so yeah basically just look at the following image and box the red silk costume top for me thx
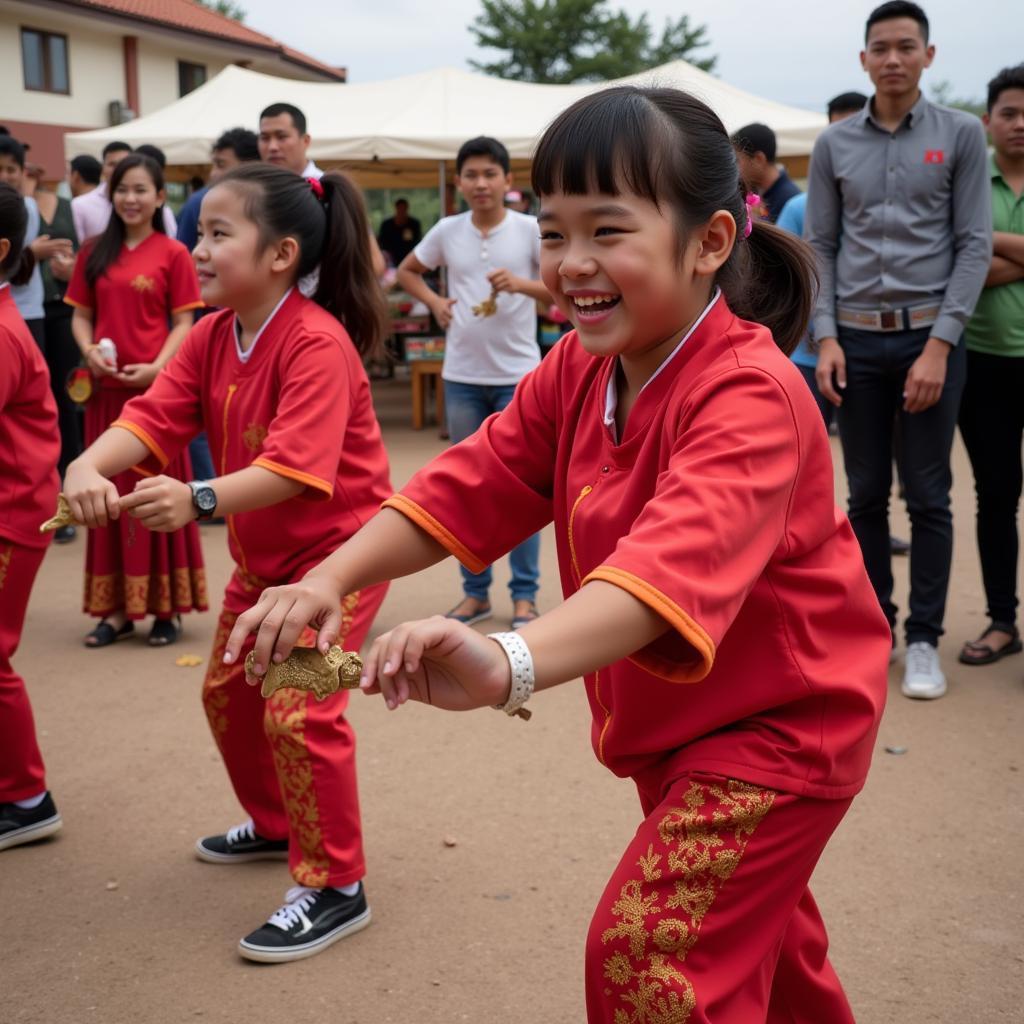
[112,289,392,586]
[64,232,202,390]
[0,287,59,548]
[386,297,890,799]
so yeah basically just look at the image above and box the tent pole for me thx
[437,159,446,218]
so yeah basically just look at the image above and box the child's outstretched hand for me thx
[223,575,346,677]
[63,461,120,527]
[360,616,511,712]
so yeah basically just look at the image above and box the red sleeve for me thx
[584,368,800,683]
[167,242,202,314]
[112,324,206,474]
[249,332,354,500]
[0,329,22,411]
[383,348,560,572]
[64,245,94,310]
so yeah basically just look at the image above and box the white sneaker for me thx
[901,642,947,700]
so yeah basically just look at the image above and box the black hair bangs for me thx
[532,87,676,205]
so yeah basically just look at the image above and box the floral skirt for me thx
[83,387,208,619]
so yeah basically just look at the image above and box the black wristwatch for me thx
[188,480,218,520]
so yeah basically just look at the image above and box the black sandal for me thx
[147,616,181,647]
[958,623,1022,666]
[84,620,135,648]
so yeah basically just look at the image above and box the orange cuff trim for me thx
[252,457,333,499]
[583,565,715,683]
[382,494,488,575]
[171,301,205,314]
[63,297,92,310]
[111,419,169,468]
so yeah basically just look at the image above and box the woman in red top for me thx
[0,183,63,852]
[227,90,892,1021]
[64,165,391,964]
[65,154,206,647]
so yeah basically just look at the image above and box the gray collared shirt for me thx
[805,94,992,344]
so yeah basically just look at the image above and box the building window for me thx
[21,28,70,94]
[178,61,207,97]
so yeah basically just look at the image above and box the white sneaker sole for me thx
[0,812,63,852]
[194,839,290,864]
[237,907,372,963]
[900,679,948,700]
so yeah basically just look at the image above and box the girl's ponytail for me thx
[719,217,818,356]
[0,180,32,286]
[315,173,388,358]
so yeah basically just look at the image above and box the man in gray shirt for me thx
[805,0,991,701]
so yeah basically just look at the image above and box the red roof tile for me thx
[61,0,345,80]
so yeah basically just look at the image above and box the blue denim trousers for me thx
[835,327,965,645]
[443,380,540,603]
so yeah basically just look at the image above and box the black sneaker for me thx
[0,792,62,852]
[195,820,289,863]
[238,883,371,963]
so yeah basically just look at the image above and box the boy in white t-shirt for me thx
[397,136,551,628]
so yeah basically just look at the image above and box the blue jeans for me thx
[443,380,540,604]
[835,327,965,645]
[188,432,216,481]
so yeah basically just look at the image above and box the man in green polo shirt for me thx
[957,64,1024,669]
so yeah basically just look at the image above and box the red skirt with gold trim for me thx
[83,387,209,619]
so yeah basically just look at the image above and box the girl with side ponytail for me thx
[222,87,888,1015]
[63,164,392,962]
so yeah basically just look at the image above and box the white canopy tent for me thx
[64,61,824,189]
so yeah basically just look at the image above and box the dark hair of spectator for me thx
[827,92,869,119]
[531,86,817,355]
[0,126,9,135]
[213,127,260,162]
[456,136,510,175]
[865,1,929,43]
[0,136,27,169]
[70,154,102,185]
[395,197,409,208]
[0,181,35,286]
[730,123,777,164]
[134,144,167,169]
[215,164,386,357]
[101,140,132,159]
[259,103,307,135]
[987,64,1024,113]
[86,154,165,287]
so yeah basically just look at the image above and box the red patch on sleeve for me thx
[924,150,944,164]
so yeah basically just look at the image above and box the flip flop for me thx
[511,603,540,630]
[84,620,135,648]
[958,624,1022,666]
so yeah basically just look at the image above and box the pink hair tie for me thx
[743,193,761,238]
[307,176,325,200]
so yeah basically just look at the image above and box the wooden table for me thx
[410,359,445,430]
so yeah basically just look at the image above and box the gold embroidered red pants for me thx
[201,571,388,888]
[586,771,855,1023]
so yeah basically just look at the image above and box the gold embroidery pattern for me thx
[599,780,775,1024]
[84,568,209,617]
[202,610,235,740]
[262,589,362,888]
[242,422,268,451]
[130,274,155,293]
[0,545,11,590]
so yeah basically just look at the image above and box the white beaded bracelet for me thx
[487,631,535,721]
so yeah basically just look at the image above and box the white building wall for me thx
[136,38,229,117]
[0,9,124,127]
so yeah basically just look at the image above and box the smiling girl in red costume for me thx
[65,153,206,648]
[64,165,391,964]
[226,89,890,1019]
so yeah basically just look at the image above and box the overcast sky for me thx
[239,0,1013,111]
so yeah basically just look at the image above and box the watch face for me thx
[195,486,217,512]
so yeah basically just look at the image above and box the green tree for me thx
[195,0,247,22]
[929,79,984,117]
[468,0,716,84]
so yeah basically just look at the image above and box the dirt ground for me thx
[5,377,1023,1023]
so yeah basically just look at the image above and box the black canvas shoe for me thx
[238,883,371,963]
[195,820,289,863]
[0,792,62,852]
